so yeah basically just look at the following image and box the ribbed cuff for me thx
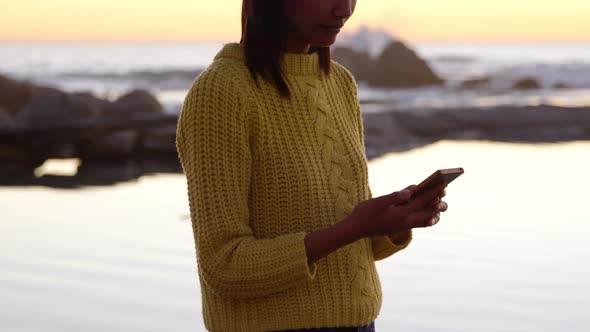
[371,230,413,261]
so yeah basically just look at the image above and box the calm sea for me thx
[1,141,589,331]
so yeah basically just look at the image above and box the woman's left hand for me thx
[387,185,447,244]
[400,184,448,227]
[427,188,448,226]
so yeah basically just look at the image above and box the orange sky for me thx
[1,0,589,43]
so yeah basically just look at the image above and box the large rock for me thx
[78,90,164,159]
[0,74,34,116]
[105,90,163,117]
[332,41,444,88]
[2,77,161,128]
[331,47,372,81]
[0,106,13,127]
[512,77,540,90]
[369,42,444,87]
[15,87,102,127]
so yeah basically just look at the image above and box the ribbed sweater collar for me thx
[215,42,322,77]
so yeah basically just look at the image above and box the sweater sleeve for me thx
[338,65,413,261]
[367,187,413,261]
[175,65,317,300]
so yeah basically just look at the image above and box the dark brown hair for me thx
[240,0,332,98]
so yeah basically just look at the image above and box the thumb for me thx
[405,185,417,192]
[370,189,412,210]
[384,188,413,206]
[394,188,413,204]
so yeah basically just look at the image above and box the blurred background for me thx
[1,1,589,331]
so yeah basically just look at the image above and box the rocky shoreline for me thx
[361,105,590,160]
[2,72,590,187]
[0,73,181,186]
[2,104,589,187]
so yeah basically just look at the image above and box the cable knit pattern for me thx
[307,82,355,221]
[175,43,412,332]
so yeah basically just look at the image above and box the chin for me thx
[311,36,338,48]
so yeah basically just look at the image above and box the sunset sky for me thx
[1,0,589,43]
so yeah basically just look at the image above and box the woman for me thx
[175,0,448,331]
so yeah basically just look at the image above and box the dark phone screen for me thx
[411,169,463,198]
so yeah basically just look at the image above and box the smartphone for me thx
[410,167,464,199]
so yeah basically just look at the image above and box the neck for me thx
[285,35,311,54]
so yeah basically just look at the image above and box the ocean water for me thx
[1,42,590,113]
[1,141,589,331]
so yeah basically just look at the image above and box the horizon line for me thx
[1,38,590,45]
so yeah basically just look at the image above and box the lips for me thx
[319,24,344,33]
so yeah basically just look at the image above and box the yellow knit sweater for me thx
[175,43,412,332]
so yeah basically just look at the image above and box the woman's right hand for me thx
[304,184,447,266]
[345,183,448,239]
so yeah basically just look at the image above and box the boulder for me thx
[369,41,444,88]
[0,106,14,127]
[0,74,34,116]
[331,47,372,81]
[332,41,444,88]
[512,77,540,90]
[105,90,163,116]
[15,87,102,127]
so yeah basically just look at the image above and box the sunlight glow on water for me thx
[1,141,589,331]
[34,159,81,177]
